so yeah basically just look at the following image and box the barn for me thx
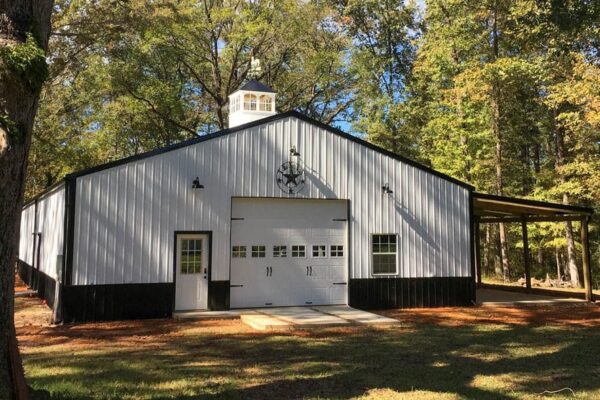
[17,80,593,323]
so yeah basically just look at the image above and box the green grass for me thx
[18,303,600,399]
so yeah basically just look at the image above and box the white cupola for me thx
[228,79,277,128]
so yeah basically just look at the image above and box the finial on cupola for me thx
[228,57,277,128]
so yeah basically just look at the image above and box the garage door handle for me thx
[310,266,313,276]
[266,266,272,276]
[306,266,309,276]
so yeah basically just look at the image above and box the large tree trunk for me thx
[0,1,53,398]
[489,3,510,281]
[554,110,581,288]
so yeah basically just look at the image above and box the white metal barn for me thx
[18,80,484,323]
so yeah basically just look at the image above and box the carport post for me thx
[581,216,593,302]
[521,218,531,292]
[475,219,482,286]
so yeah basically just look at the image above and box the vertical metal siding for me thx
[38,187,65,280]
[19,202,36,265]
[19,185,65,280]
[72,116,471,285]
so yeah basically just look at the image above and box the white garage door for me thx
[230,198,348,308]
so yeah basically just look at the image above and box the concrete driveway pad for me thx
[241,306,399,331]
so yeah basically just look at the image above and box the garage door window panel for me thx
[330,245,344,258]
[252,246,266,258]
[292,245,306,257]
[372,234,397,275]
[273,245,287,257]
[232,245,247,258]
[312,245,327,258]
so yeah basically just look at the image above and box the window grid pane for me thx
[232,245,247,258]
[312,245,327,258]
[292,245,306,257]
[372,234,397,274]
[252,245,266,258]
[330,245,344,257]
[181,239,203,274]
[273,245,287,258]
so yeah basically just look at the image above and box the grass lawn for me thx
[16,296,600,400]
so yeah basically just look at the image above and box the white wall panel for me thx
[19,202,36,265]
[19,185,65,280]
[37,186,65,280]
[72,115,471,285]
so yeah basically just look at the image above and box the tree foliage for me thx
[27,0,600,288]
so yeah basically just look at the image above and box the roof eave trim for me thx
[473,192,594,215]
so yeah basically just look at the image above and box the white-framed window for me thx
[244,93,257,111]
[330,245,344,258]
[181,238,203,274]
[259,95,272,111]
[312,245,327,258]
[273,245,287,257]
[251,245,266,258]
[232,245,246,258]
[372,234,397,275]
[291,245,306,258]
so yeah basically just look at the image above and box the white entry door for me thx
[175,233,209,311]
[230,198,348,308]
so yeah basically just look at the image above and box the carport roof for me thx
[473,192,593,222]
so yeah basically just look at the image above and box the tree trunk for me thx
[489,3,509,281]
[555,246,561,280]
[0,1,54,398]
[494,225,503,278]
[554,109,581,288]
[563,219,581,287]
[483,224,490,278]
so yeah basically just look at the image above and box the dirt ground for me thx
[13,281,600,400]
[15,273,31,293]
[381,303,600,327]
[15,295,600,347]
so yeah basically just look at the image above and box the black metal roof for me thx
[237,80,276,93]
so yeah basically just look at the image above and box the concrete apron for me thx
[241,306,400,331]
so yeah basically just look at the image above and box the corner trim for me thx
[63,177,76,286]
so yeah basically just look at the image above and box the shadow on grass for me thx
[23,319,600,400]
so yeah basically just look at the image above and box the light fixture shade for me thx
[192,177,204,189]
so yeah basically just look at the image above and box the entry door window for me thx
[181,239,203,274]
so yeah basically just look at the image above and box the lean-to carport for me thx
[473,193,595,302]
